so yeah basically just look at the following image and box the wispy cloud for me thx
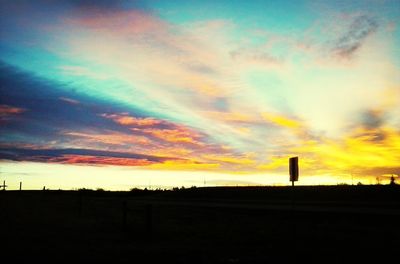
[331,15,379,59]
[58,65,109,80]
[230,48,283,67]
[0,105,26,121]
[63,131,152,146]
[59,97,80,105]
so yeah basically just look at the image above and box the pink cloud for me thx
[100,112,204,145]
[47,155,155,166]
[0,104,26,121]
[65,10,167,36]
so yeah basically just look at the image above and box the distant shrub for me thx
[78,188,93,192]
[390,176,396,185]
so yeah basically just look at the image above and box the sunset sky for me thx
[1,0,399,190]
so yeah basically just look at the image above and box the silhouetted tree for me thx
[376,177,381,185]
[390,175,396,185]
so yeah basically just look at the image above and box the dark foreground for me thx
[1,185,399,263]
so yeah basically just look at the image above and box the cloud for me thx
[202,154,255,166]
[0,104,26,121]
[141,127,204,145]
[0,147,174,165]
[331,15,378,59]
[147,159,220,171]
[290,126,400,177]
[201,111,256,123]
[59,97,80,105]
[0,62,142,141]
[101,112,207,146]
[261,112,301,129]
[101,113,162,127]
[230,48,282,67]
[361,109,384,129]
[58,65,109,80]
[66,9,166,35]
[185,61,218,75]
[0,63,242,169]
[63,131,152,146]
[1,3,399,182]
[46,155,154,166]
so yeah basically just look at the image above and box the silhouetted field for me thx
[1,185,399,263]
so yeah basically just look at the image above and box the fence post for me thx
[122,200,127,231]
[146,204,153,238]
[78,191,83,216]
[1,180,6,191]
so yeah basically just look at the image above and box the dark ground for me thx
[1,185,399,263]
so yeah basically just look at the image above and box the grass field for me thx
[1,185,399,263]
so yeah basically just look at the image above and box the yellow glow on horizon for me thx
[291,126,400,176]
[0,161,385,191]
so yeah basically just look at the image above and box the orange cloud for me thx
[146,147,193,157]
[101,112,205,145]
[101,113,162,126]
[142,127,203,145]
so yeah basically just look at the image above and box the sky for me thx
[0,0,399,190]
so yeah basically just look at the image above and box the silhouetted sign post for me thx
[289,157,299,186]
[289,157,298,247]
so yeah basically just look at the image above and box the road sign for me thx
[289,157,299,182]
